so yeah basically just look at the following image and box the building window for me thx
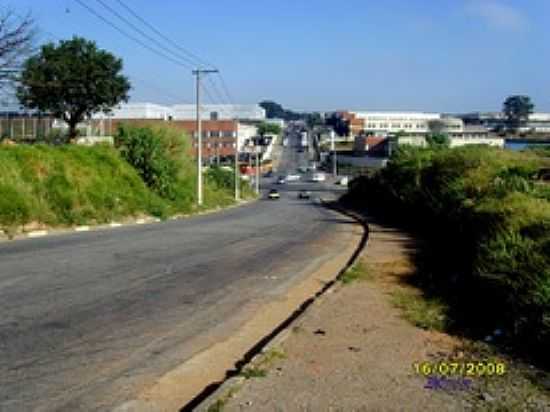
[210,111,219,121]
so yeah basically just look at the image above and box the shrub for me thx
[206,166,234,189]
[114,124,187,199]
[347,145,550,357]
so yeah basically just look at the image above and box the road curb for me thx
[0,198,258,244]
[190,200,370,412]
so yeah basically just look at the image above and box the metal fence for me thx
[0,116,113,142]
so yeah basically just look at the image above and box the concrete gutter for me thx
[193,200,370,412]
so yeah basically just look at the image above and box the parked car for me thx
[298,190,311,199]
[311,172,326,182]
[268,189,280,200]
[264,170,274,178]
[277,176,286,184]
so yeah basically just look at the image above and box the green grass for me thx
[340,261,372,284]
[240,367,267,379]
[0,142,249,235]
[390,288,449,331]
[206,399,227,412]
[239,348,286,379]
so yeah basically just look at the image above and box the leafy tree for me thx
[257,122,281,136]
[427,119,447,135]
[259,100,286,119]
[325,112,350,137]
[259,100,303,121]
[503,95,534,132]
[16,36,130,140]
[426,133,450,148]
[306,112,323,128]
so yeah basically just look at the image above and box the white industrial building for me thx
[104,103,172,120]
[93,103,266,121]
[353,111,442,135]
[172,104,265,121]
[349,111,474,137]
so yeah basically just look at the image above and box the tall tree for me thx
[325,112,350,137]
[16,36,131,139]
[503,95,534,132]
[259,100,286,119]
[0,8,35,83]
[259,100,302,121]
[257,122,281,136]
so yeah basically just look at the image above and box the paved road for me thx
[0,131,350,411]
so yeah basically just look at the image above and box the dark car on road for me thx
[298,190,311,199]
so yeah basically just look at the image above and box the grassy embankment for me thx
[0,125,254,237]
[343,144,550,365]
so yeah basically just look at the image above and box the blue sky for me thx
[13,0,550,112]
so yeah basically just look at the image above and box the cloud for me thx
[466,1,527,31]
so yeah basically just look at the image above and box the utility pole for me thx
[234,119,240,201]
[192,68,218,206]
[331,129,337,177]
[255,143,260,195]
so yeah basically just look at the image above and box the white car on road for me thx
[286,174,301,182]
[311,173,326,182]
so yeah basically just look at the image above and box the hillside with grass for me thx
[0,125,253,237]
[344,145,550,365]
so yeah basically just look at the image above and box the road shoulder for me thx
[200,219,470,411]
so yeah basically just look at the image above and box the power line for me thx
[74,0,240,119]
[113,0,216,70]
[93,0,197,69]
[73,0,190,69]
[110,0,238,113]
[130,75,191,104]
[218,73,236,106]
[206,75,229,105]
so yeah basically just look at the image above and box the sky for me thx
[11,0,550,112]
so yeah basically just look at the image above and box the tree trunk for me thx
[66,118,80,144]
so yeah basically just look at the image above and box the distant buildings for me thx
[458,112,550,133]
[340,111,490,139]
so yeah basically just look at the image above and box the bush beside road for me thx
[344,145,550,366]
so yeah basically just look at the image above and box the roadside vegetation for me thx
[0,125,254,237]
[340,261,373,284]
[344,145,550,366]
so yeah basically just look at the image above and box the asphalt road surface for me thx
[0,130,350,411]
